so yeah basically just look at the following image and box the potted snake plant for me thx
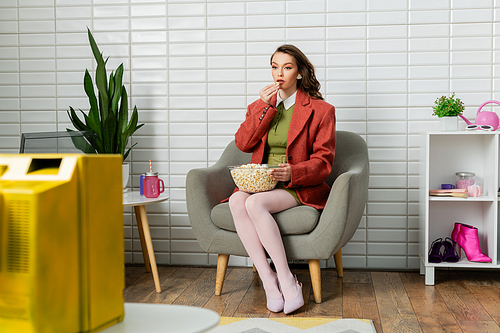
[67,28,144,189]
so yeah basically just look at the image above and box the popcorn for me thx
[229,163,278,193]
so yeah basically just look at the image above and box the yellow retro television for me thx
[0,154,124,333]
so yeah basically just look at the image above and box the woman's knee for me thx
[229,191,250,212]
[245,190,297,217]
[244,193,270,217]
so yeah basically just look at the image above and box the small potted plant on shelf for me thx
[67,28,144,189]
[432,93,465,131]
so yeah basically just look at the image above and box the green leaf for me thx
[67,107,90,131]
[96,60,109,121]
[80,108,91,125]
[123,142,138,161]
[102,112,117,153]
[88,129,104,153]
[84,70,98,112]
[66,129,97,154]
[111,64,123,116]
[125,106,142,137]
[119,105,144,157]
[109,71,115,104]
[87,27,103,64]
[116,87,129,156]
[83,70,101,136]
[118,86,129,134]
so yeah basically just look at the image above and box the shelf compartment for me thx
[428,133,497,198]
[428,201,495,263]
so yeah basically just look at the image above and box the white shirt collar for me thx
[276,90,297,110]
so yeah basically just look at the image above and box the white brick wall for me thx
[1,0,498,269]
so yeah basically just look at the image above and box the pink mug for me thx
[144,172,164,198]
[467,184,481,198]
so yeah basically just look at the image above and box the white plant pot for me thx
[122,163,130,190]
[440,116,458,131]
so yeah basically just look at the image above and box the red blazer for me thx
[234,88,336,209]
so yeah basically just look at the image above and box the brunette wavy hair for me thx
[270,44,323,100]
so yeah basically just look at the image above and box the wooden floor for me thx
[124,265,500,333]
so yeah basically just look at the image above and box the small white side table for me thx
[102,303,220,333]
[123,190,169,293]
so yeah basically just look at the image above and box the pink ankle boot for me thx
[451,222,475,258]
[456,224,491,262]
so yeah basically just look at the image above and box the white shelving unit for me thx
[419,131,499,285]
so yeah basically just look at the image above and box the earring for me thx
[296,74,302,79]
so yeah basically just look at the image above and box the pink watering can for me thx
[459,100,500,131]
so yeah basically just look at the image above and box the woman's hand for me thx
[269,163,291,182]
[260,83,279,105]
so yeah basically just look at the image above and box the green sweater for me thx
[263,103,301,204]
[266,102,294,155]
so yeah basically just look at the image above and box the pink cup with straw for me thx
[144,160,164,198]
[144,172,164,198]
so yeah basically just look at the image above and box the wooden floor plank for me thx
[457,271,496,286]
[141,266,205,304]
[466,285,500,328]
[343,282,382,333]
[233,274,269,318]
[488,271,500,289]
[435,271,493,322]
[203,268,255,317]
[343,270,373,284]
[457,320,500,333]
[305,269,343,318]
[172,268,217,308]
[123,272,155,303]
[123,266,178,303]
[371,271,422,333]
[400,272,461,333]
[125,265,148,286]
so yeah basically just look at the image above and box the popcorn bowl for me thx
[228,164,278,193]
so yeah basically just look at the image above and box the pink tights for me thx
[228,189,299,301]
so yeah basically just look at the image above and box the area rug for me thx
[209,317,377,332]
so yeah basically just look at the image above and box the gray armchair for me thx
[186,130,369,303]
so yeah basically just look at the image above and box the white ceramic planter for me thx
[122,163,130,190]
[440,116,458,131]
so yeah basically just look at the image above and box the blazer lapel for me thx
[287,89,313,146]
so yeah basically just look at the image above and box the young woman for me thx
[229,44,336,314]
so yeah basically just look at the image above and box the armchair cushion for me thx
[211,202,320,235]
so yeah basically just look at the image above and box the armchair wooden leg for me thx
[334,249,343,278]
[215,254,229,296]
[308,259,322,304]
[252,264,257,273]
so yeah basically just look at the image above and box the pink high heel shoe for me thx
[266,294,284,313]
[455,224,491,263]
[283,276,304,315]
[265,273,284,313]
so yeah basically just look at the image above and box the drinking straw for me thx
[149,160,152,173]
